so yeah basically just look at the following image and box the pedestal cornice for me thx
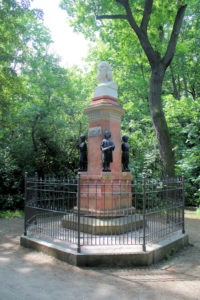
[84,98,125,123]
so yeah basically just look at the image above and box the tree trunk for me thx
[32,115,39,153]
[170,64,180,100]
[149,65,175,177]
[182,68,188,98]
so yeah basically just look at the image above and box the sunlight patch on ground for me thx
[15,267,33,274]
[23,252,56,265]
[0,256,10,263]
[0,242,14,249]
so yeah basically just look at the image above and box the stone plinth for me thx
[76,172,134,217]
[62,214,143,235]
[21,233,189,267]
[78,96,133,217]
[84,96,125,175]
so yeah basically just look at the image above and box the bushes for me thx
[0,149,24,210]
[164,96,200,206]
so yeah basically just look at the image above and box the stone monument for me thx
[78,61,134,216]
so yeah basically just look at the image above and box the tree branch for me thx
[122,0,156,66]
[140,0,153,33]
[162,5,187,69]
[97,0,157,67]
[96,14,127,20]
[116,0,129,5]
[122,1,140,35]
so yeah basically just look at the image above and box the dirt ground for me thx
[0,213,200,300]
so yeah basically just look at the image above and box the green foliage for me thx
[186,208,200,217]
[163,1,200,100]
[61,0,199,203]
[19,52,89,176]
[0,1,90,210]
[0,0,199,210]
[0,210,24,218]
[165,248,177,261]
[0,148,24,210]
[164,95,200,206]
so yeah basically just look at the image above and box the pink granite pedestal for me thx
[77,96,134,217]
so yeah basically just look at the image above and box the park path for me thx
[0,214,200,300]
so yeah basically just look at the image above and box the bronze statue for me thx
[100,131,115,172]
[78,135,87,171]
[122,135,130,172]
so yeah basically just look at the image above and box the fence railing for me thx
[24,173,185,253]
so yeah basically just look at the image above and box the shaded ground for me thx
[0,213,199,300]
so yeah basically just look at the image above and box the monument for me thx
[63,61,139,234]
[77,61,134,217]
[22,61,188,265]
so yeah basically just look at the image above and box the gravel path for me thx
[0,214,199,300]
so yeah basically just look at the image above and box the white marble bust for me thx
[94,61,118,98]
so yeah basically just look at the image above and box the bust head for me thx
[97,61,113,83]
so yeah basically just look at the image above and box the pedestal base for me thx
[73,206,135,218]
[78,172,133,216]
[62,214,144,235]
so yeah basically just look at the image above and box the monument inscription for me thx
[88,126,102,137]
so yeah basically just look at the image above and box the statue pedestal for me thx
[62,65,142,235]
[76,172,134,217]
[75,96,134,216]
[85,96,124,175]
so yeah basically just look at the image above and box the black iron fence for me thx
[24,173,185,253]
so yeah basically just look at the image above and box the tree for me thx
[61,0,187,176]
[20,50,89,177]
[0,0,90,210]
[165,1,200,101]
[0,0,44,137]
[164,95,200,206]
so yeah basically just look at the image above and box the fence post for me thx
[142,172,146,252]
[34,172,38,225]
[24,172,28,236]
[166,175,169,224]
[182,173,185,234]
[77,173,81,253]
[34,172,38,206]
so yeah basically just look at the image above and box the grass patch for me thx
[165,248,177,261]
[0,210,24,219]
[185,209,200,217]
[186,207,200,217]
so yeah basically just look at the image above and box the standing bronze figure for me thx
[122,135,130,172]
[78,135,87,171]
[100,131,115,172]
